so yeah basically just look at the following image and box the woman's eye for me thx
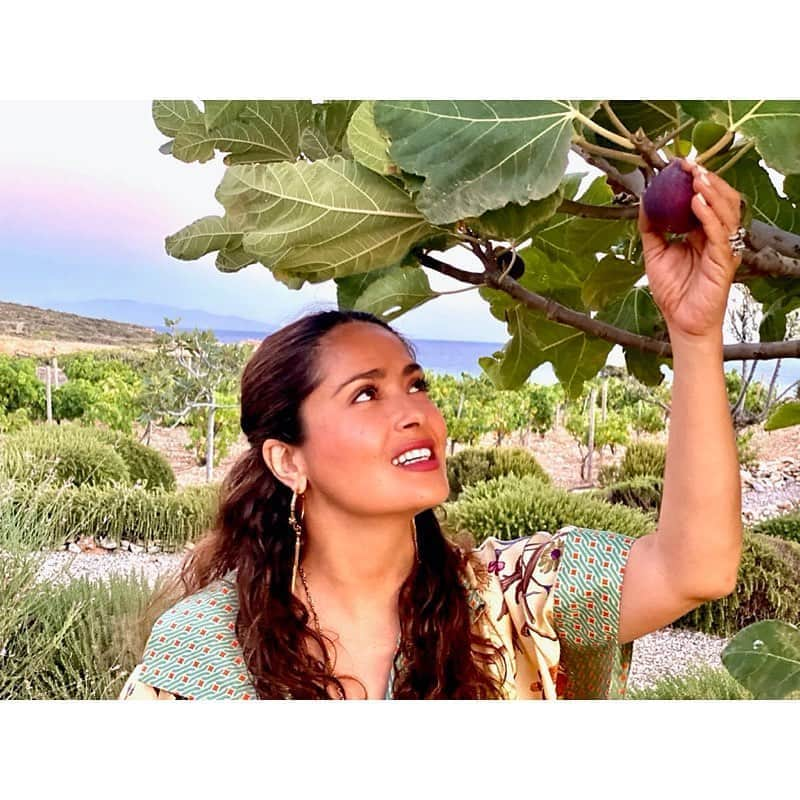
[353,377,429,404]
[353,385,378,403]
[412,377,430,393]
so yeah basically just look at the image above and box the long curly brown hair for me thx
[144,309,507,699]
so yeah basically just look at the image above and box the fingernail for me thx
[699,173,711,186]
[697,193,708,206]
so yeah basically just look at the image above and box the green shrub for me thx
[736,428,760,472]
[625,664,755,700]
[671,532,800,638]
[1,481,219,551]
[750,510,800,544]
[0,567,163,700]
[87,427,176,491]
[1,424,131,488]
[0,407,33,434]
[444,473,656,544]
[0,477,154,700]
[598,440,666,487]
[446,446,550,501]
[603,475,664,515]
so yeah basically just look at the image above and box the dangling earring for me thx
[411,516,421,564]
[289,484,306,594]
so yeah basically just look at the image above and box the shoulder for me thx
[139,571,258,700]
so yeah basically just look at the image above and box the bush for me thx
[598,440,666,487]
[0,407,33,434]
[87,427,176,491]
[750,510,800,545]
[736,428,759,472]
[603,475,664,516]
[625,664,755,700]
[446,446,550,501]
[444,473,656,545]
[0,478,154,699]
[671,532,800,638]
[0,567,163,700]
[1,481,220,551]
[1,424,131,488]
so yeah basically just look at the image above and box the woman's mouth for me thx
[391,447,440,471]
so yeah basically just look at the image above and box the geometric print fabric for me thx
[124,526,637,700]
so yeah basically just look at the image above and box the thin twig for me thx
[573,136,646,166]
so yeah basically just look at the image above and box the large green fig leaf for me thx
[214,155,441,286]
[373,100,600,224]
[719,149,800,234]
[152,100,202,137]
[478,304,613,401]
[765,401,800,431]
[464,191,563,243]
[678,101,800,175]
[346,101,398,176]
[203,101,248,131]
[165,215,243,261]
[595,286,671,385]
[721,620,800,699]
[783,174,800,203]
[479,306,550,389]
[563,176,636,255]
[351,264,438,321]
[527,173,626,266]
[301,100,360,160]
[747,275,800,341]
[156,100,314,165]
[216,245,257,273]
[588,101,681,147]
[478,247,612,397]
[581,254,644,311]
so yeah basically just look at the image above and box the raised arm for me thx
[617,160,744,644]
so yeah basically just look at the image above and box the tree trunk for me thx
[586,386,597,484]
[601,377,608,423]
[206,395,215,483]
[45,364,53,424]
[761,359,783,419]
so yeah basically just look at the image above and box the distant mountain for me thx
[0,300,158,347]
[51,299,277,333]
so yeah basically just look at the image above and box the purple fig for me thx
[642,159,700,234]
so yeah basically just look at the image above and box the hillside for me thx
[0,301,158,355]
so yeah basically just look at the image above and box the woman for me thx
[119,160,744,700]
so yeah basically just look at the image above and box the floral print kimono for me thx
[119,525,635,701]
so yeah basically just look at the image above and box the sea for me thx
[156,326,800,395]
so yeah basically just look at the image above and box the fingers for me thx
[680,159,743,270]
[637,200,670,264]
[681,160,742,234]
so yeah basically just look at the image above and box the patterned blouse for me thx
[118,525,635,700]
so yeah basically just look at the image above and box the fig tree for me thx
[642,159,700,234]
[496,250,525,279]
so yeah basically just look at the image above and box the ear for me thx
[261,439,307,493]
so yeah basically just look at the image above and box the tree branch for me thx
[741,247,800,279]
[573,136,646,166]
[570,143,645,196]
[481,270,800,361]
[748,220,800,261]
[415,250,485,285]
[557,199,639,220]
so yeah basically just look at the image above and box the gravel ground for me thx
[26,549,730,691]
[626,628,729,691]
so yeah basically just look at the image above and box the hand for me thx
[638,160,743,340]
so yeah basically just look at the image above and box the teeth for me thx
[392,447,432,466]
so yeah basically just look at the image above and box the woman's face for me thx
[296,321,450,517]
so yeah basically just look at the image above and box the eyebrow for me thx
[332,362,424,398]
